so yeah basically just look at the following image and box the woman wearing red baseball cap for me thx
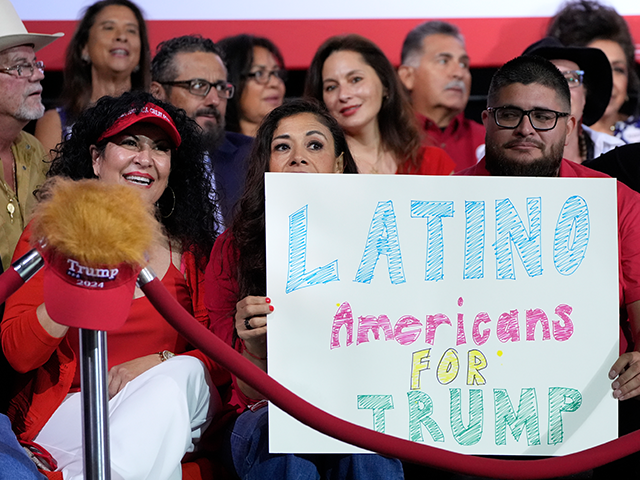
[2,91,229,479]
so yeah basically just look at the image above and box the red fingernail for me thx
[269,305,274,312]
[265,297,271,303]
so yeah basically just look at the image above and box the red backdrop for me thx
[25,16,640,71]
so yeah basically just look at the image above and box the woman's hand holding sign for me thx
[235,296,272,400]
[236,295,272,359]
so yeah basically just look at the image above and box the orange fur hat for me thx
[30,178,161,331]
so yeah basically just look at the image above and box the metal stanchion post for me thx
[79,329,111,480]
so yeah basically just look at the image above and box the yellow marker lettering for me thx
[436,348,459,385]
[467,349,488,385]
[410,349,431,390]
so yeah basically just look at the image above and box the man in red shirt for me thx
[461,51,640,477]
[398,21,484,172]
[463,52,640,453]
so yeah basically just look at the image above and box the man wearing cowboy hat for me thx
[0,0,62,271]
[0,1,60,476]
[523,37,624,164]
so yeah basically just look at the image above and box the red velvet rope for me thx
[0,267,26,305]
[141,277,640,479]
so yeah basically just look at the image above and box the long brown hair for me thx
[305,34,421,168]
[217,34,286,134]
[231,99,358,299]
[61,0,151,121]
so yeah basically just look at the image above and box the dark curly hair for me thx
[230,98,358,298]
[304,34,422,169]
[47,91,219,266]
[546,0,639,115]
[61,0,151,121]
[217,34,285,133]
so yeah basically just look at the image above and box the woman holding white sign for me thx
[305,34,455,176]
[205,99,405,479]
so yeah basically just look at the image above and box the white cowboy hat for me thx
[0,0,63,53]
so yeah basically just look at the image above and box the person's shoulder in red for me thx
[397,146,455,175]
[454,158,611,178]
[455,157,489,176]
[204,229,239,349]
[466,116,486,140]
[563,159,640,309]
[558,158,610,179]
[450,115,485,172]
[416,112,484,172]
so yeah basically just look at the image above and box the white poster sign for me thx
[265,174,619,456]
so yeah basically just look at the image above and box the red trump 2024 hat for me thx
[42,250,140,331]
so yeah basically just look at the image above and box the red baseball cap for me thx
[97,103,181,147]
[42,249,140,331]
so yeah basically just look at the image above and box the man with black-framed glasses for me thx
[462,55,577,178]
[459,57,640,473]
[151,35,252,226]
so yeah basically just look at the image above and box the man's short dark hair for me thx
[487,55,571,112]
[401,20,464,66]
[151,35,224,83]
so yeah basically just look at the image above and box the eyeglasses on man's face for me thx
[245,68,287,85]
[562,69,584,88]
[161,78,235,99]
[0,60,45,78]
[486,106,570,131]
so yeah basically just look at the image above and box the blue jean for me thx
[227,405,404,480]
[0,414,45,480]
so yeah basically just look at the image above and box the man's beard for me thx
[484,138,564,177]
[194,107,225,152]
[15,98,45,122]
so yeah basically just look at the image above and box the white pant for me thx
[36,355,216,480]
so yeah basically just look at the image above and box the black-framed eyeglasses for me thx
[562,69,584,88]
[244,68,287,85]
[160,78,234,99]
[486,106,570,131]
[0,60,45,78]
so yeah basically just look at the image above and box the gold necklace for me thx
[0,150,19,223]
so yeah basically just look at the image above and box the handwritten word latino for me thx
[284,196,589,293]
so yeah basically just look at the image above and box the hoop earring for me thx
[159,186,175,219]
